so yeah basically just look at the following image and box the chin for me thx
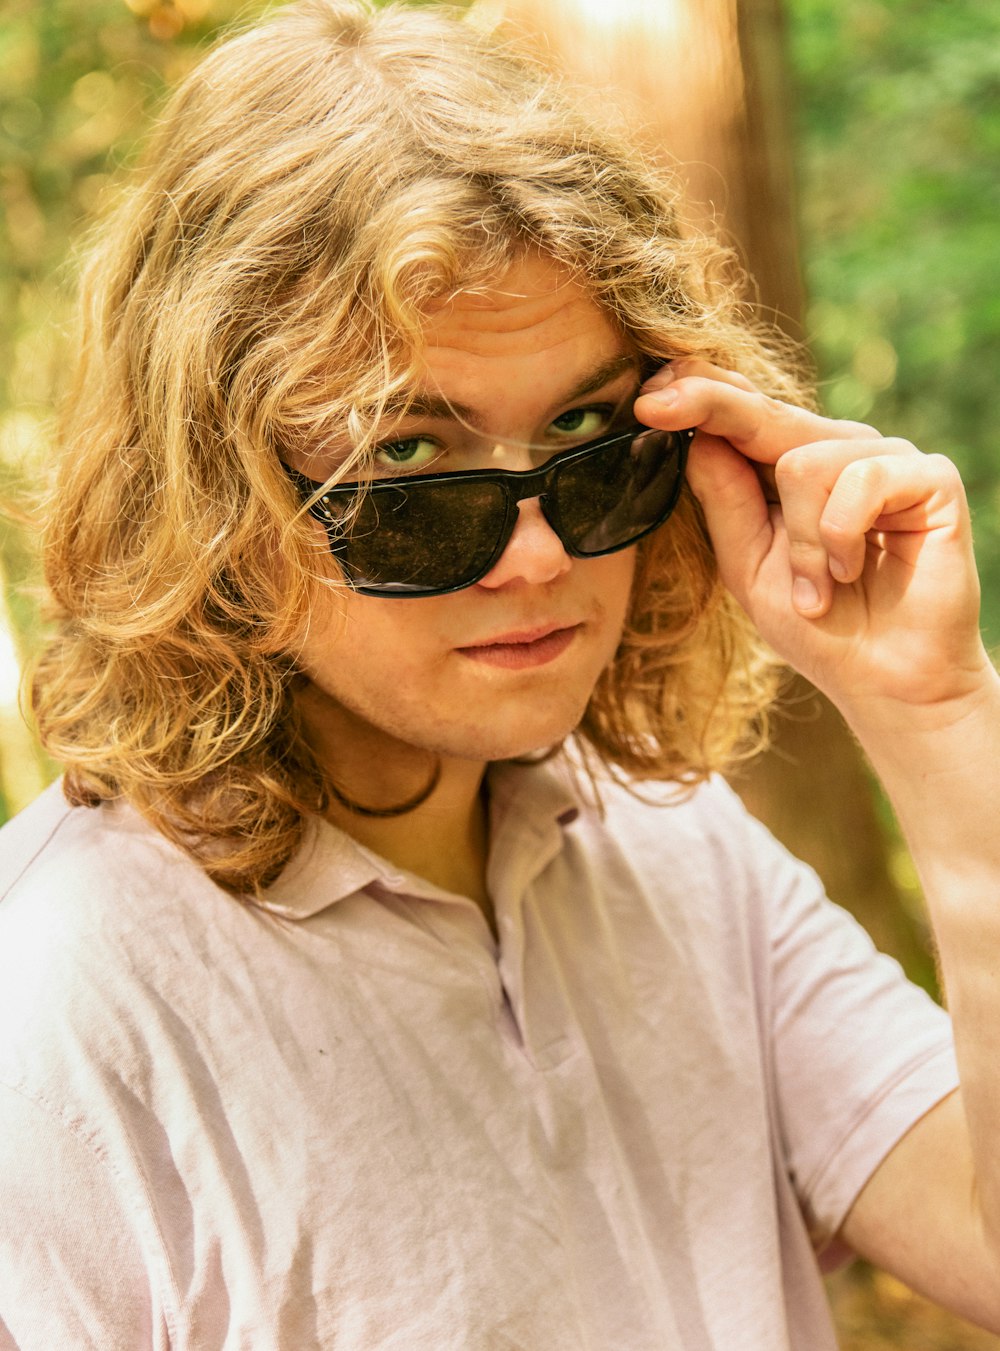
[446,702,590,764]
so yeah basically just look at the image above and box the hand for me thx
[634,361,991,726]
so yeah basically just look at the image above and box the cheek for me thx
[297,586,438,694]
[599,550,639,631]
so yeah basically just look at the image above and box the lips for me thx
[462,624,573,649]
[456,623,581,670]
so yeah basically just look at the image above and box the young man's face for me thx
[293,252,641,775]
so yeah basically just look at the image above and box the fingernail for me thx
[792,577,820,612]
[640,364,674,392]
[829,557,849,582]
[649,387,679,408]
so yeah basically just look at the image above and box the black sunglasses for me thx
[283,420,694,598]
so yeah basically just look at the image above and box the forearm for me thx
[846,661,1000,1254]
[636,358,1000,1288]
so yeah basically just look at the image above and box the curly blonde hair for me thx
[30,0,803,894]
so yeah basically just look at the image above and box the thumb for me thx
[686,434,774,606]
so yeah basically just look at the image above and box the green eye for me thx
[373,437,440,473]
[549,406,611,439]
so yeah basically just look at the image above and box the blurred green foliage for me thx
[0,0,998,816]
[788,0,1000,640]
[0,0,259,480]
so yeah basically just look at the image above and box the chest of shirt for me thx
[98,880,789,1348]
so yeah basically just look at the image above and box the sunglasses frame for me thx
[283,420,695,598]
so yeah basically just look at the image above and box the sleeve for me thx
[739,806,960,1257]
[0,1085,157,1351]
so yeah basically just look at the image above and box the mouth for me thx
[456,623,581,670]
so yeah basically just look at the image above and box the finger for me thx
[634,374,879,464]
[683,432,776,608]
[820,450,971,578]
[775,438,916,615]
[638,358,756,397]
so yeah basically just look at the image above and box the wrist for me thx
[835,650,999,753]
[843,662,1000,852]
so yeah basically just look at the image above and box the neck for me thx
[295,680,493,921]
[326,756,491,906]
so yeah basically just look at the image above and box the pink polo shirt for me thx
[0,757,957,1349]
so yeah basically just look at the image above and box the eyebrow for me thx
[379,353,640,429]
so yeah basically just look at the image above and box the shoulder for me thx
[587,768,756,842]
[0,778,231,916]
[0,782,235,1099]
[0,781,229,964]
[498,752,829,982]
[1,779,201,905]
[0,779,80,893]
[496,751,838,935]
[565,759,805,903]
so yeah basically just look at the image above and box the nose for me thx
[475,495,572,591]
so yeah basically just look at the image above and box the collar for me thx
[258,754,581,922]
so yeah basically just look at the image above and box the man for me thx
[1,2,998,1347]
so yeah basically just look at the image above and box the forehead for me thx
[416,253,629,374]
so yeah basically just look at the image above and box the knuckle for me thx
[880,436,917,456]
[926,452,964,489]
[755,391,787,421]
[842,420,881,439]
[773,449,814,491]
[845,456,889,492]
[819,516,854,548]
[787,536,827,567]
[708,362,756,391]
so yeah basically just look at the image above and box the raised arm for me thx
[636,362,1000,1329]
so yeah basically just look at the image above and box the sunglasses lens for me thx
[298,423,687,596]
[552,428,684,555]
[339,479,508,593]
